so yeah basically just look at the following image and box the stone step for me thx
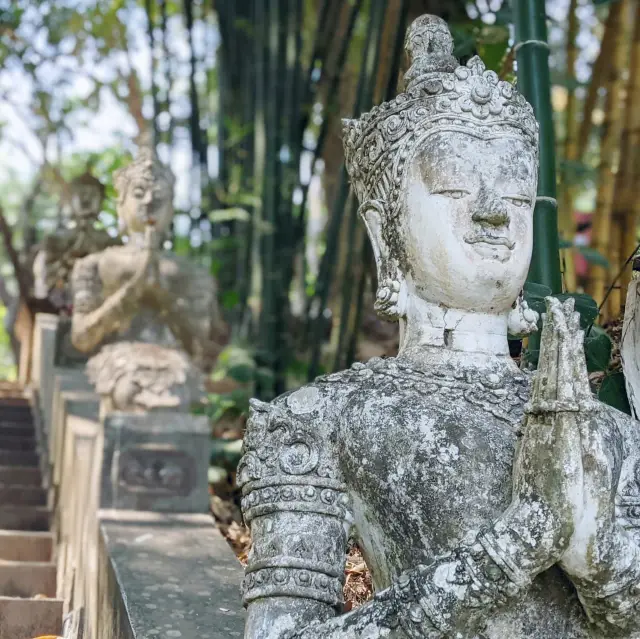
[0,450,38,467]
[0,412,32,423]
[0,435,35,451]
[0,596,63,639]
[0,410,33,421]
[0,400,30,409]
[0,532,53,562]
[0,484,46,506]
[0,507,49,531]
[0,561,56,598]
[0,466,41,486]
[0,423,35,437]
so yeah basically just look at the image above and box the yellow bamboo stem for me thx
[559,0,579,292]
[587,0,630,310]
[608,1,640,318]
[576,8,617,161]
[621,2,640,299]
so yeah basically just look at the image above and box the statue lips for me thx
[464,233,515,262]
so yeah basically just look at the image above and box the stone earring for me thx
[507,290,539,338]
[375,269,407,321]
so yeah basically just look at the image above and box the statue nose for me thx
[471,186,510,228]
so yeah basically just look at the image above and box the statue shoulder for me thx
[238,378,359,501]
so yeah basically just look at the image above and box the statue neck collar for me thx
[399,295,511,358]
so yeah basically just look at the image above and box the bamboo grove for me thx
[2,0,639,401]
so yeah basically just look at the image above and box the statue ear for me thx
[359,200,388,267]
[359,200,406,321]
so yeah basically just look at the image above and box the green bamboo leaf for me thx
[598,372,631,414]
[523,281,552,316]
[575,246,609,268]
[584,326,612,372]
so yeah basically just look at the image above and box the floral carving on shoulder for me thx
[238,392,349,526]
[315,357,532,429]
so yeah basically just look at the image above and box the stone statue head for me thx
[113,138,176,236]
[70,172,105,222]
[343,15,539,320]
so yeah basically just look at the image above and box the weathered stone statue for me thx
[238,16,640,639]
[70,141,225,414]
[33,171,118,311]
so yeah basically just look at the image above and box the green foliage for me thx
[598,372,631,415]
[583,326,612,372]
[0,307,16,382]
[558,240,610,268]
[450,22,510,71]
[197,345,257,424]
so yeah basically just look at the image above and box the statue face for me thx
[119,175,174,235]
[400,131,536,314]
[71,184,102,221]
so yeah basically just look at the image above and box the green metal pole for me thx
[513,0,562,294]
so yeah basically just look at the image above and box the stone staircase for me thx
[0,384,63,639]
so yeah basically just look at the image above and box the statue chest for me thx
[98,248,182,296]
[329,361,531,587]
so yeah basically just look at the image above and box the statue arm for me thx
[70,253,146,352]
[278,497,570,639]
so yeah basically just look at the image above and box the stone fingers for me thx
[530,298,559,409]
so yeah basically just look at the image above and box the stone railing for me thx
[29,313,245,638]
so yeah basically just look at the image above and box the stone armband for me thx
[238,393,351,610]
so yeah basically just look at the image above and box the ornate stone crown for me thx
[342,15,539,221]
[113,135,175,199]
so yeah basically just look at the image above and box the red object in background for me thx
[573,211,592,279]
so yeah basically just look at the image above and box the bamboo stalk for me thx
[576,8,618,162]
[159,0,174,150]
[587,0,630,309]
[513,0,562,294]
[334,0,407,369]
[611,1,640,316]
[144,0,160,146]
[558,0,579,293]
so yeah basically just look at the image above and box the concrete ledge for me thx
[95,510,244,638]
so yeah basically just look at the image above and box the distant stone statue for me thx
[70,140,225,414]
[33,171,118,312]
[238,16,640,639]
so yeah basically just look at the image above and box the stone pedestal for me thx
[101,412,210,513]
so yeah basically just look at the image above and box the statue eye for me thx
[133,187,145,199]
[435,189,469,199]
[504,196,531,208]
